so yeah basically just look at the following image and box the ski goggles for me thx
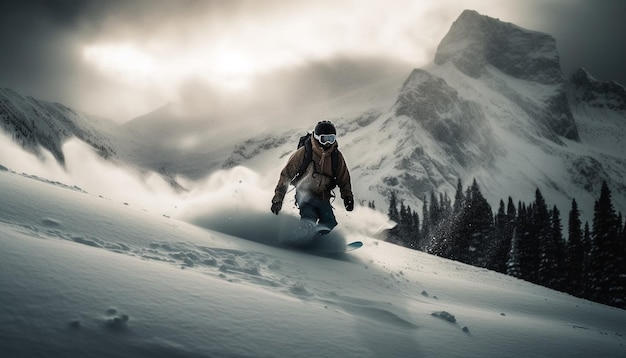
[314,133,336,145]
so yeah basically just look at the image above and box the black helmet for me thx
[314,120,336,135]
[313,120,337,146]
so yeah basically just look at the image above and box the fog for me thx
[0,132,392,243]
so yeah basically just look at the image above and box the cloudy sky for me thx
[1,0,625,122]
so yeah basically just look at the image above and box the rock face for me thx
[393,69,496,168]
[570,68,626,112]
[434,9,578,141]
[435,10,562,84]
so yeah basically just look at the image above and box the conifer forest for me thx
[385,180,625,309]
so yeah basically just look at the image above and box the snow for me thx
[1,141,625,357]
[2,10,626,355]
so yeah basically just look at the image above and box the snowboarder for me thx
[271,120,354,234]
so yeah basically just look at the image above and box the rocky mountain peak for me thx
[571,68,626,112]
[435,10,562,85]
[393,69,498,169]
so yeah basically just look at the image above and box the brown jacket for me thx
[274,138,353,202]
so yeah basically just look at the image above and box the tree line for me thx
[385,179,626,309]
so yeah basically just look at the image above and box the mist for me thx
[0,132,392,244]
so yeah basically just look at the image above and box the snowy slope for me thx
[1,159,626,357]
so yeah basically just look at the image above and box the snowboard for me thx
[287,234,363,254]
[307,240,363,254]
[286,224,362,253]
[343,241,364,252]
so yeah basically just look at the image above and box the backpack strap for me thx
[292,136,313,184]
[328,147,339,190]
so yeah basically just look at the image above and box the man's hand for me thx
[271,200,282,215]
[344,197,354,211]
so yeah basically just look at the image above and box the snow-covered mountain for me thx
[1,9,625,221]
[434,10,579,142]
[219,10,626,221]
[0,88,119,164]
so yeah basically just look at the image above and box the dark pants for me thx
[296,193,337,231]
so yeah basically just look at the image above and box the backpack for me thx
[293,132,339,190]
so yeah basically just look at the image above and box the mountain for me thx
[1,9,625,221]
[0,88,119,164]
[433,9,578,143]
[217,10,626,221]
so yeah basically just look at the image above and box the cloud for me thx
[0,132,180,213]
[0,130,68,179]
[1,0,625,122]
[2,0,445,121]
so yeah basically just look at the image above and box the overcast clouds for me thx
[1,0,625,122]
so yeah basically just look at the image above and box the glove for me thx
[344,197,354,212]
[271,200,282,215]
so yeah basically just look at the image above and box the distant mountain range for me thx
[1,9,625,221]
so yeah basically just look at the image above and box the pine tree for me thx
[399,201,412,247]
[440,192,452,227]
[505,198,517,259]
[515,201,528,269]
[453,178,465,214]
[528,189,549,285]
[488,199,509,273]
[615,213,626,308]
[410,210,421,249]
[385,192,401,244]
[492,197,519,275]
[581,221,593,297]
[507,227,522,278]
[430,191,441,239]
[618,213,626,308]
[421,196,431,248]
[388,191,400,223]
[583,222,592,260]
[567,199,585,297]
[445,179,466,261]
[452,185,475,264]
[518,199,537,283]
[588,181,622,306]
[400,200,408,226]
[466,179,493,267]
[550,206,566,290]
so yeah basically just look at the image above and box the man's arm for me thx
[336,152,354,211]
[271,148,305,214]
